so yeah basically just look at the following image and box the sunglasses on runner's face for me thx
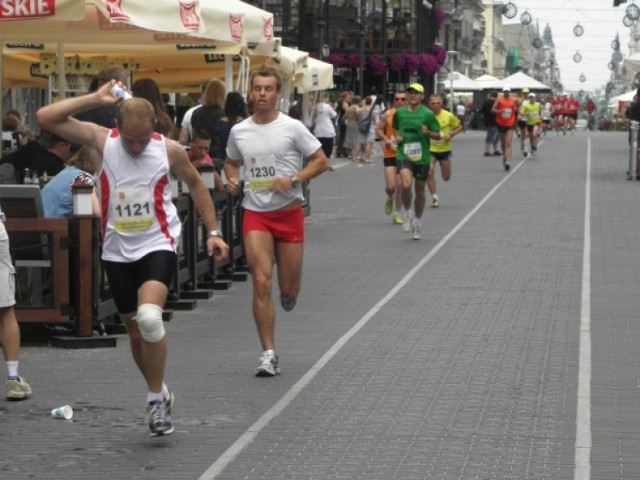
[395,97,406,101]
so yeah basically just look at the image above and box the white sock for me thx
[263,349,275,358]
[406,209,413,218]
[147,391,163,403]
[432,194,439,201]
[161,383,170,400]
[6,361,18,378]
[412,217,421,227]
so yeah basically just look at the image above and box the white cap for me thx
[502,86,511,92]
[528,92,535,98]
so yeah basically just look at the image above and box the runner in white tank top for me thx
[100,130,182,263]
[37,79,229,436]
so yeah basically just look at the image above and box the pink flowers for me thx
[389,52,442,75]
[326,53,345,69]
[328,50,446,77]
[390,53,407,72]
[433,8,446,28]
[368,55,387,76]
[418,53,439,75]
[432,44,447,65]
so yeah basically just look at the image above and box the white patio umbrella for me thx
[296,56,334,93]
[0,0,276,101]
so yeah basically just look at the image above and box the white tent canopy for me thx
[474,74,500,89]
[623,53,640,75]
[438,71,482,91]
[485,71,550,91]
[608,89,637,109]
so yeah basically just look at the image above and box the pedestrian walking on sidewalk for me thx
[224,67,330,377]
[427,94,463,208]
[480,91,501,157]
[37,81,229,436]
[392,83,441,240]
[0,208,32,401]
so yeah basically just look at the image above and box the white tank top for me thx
[99,129,181,262]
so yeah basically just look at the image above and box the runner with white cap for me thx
[492,86,517,171]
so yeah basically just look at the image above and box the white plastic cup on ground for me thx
[51,405,73,419]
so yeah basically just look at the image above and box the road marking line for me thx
[198,159,524,480]
[575,138,592,480]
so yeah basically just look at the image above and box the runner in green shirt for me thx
[392,83,441,240]
[521,93,542,157]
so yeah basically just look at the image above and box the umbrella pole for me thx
[57,43,67,100]
[0,38,3,159]
[225,55,233,94]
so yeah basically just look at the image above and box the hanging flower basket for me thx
[390,52,407,72]
[432,44,447,65]
[368,55,387,76]
[418,53,440,75]
[346,53,360,69]
[405,53,421,74]
[326,53,345,69]
[433,7,446,28]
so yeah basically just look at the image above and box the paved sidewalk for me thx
[2,129,640,479]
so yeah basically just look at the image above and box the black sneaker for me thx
[484,152,491,157]
[504,162,510,171]
[493,151,502,156]
[280,295,297,312]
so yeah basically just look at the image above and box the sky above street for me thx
[502,0,634,93]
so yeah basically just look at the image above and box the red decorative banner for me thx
[105,0,130,21]
[263,17,273,41]
[0,0,56,20]
[178,0,199,31]
[229,14,242,42]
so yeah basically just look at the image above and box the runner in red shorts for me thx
[225,67,330,377]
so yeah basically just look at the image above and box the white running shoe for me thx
[411,221,421,240]
[256,352,281,377]
[402,215,412,233]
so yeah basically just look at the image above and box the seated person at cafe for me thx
[42,146,100,218]
[0,130,70,183]
[2,114,23,151]
[188,130,224,191]
[75,66,128,129]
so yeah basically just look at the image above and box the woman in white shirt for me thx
[313,96,337,168]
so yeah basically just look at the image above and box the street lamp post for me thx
[447,51,458,112]
[359,0,366,96]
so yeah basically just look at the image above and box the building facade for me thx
[246,0,444,97]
